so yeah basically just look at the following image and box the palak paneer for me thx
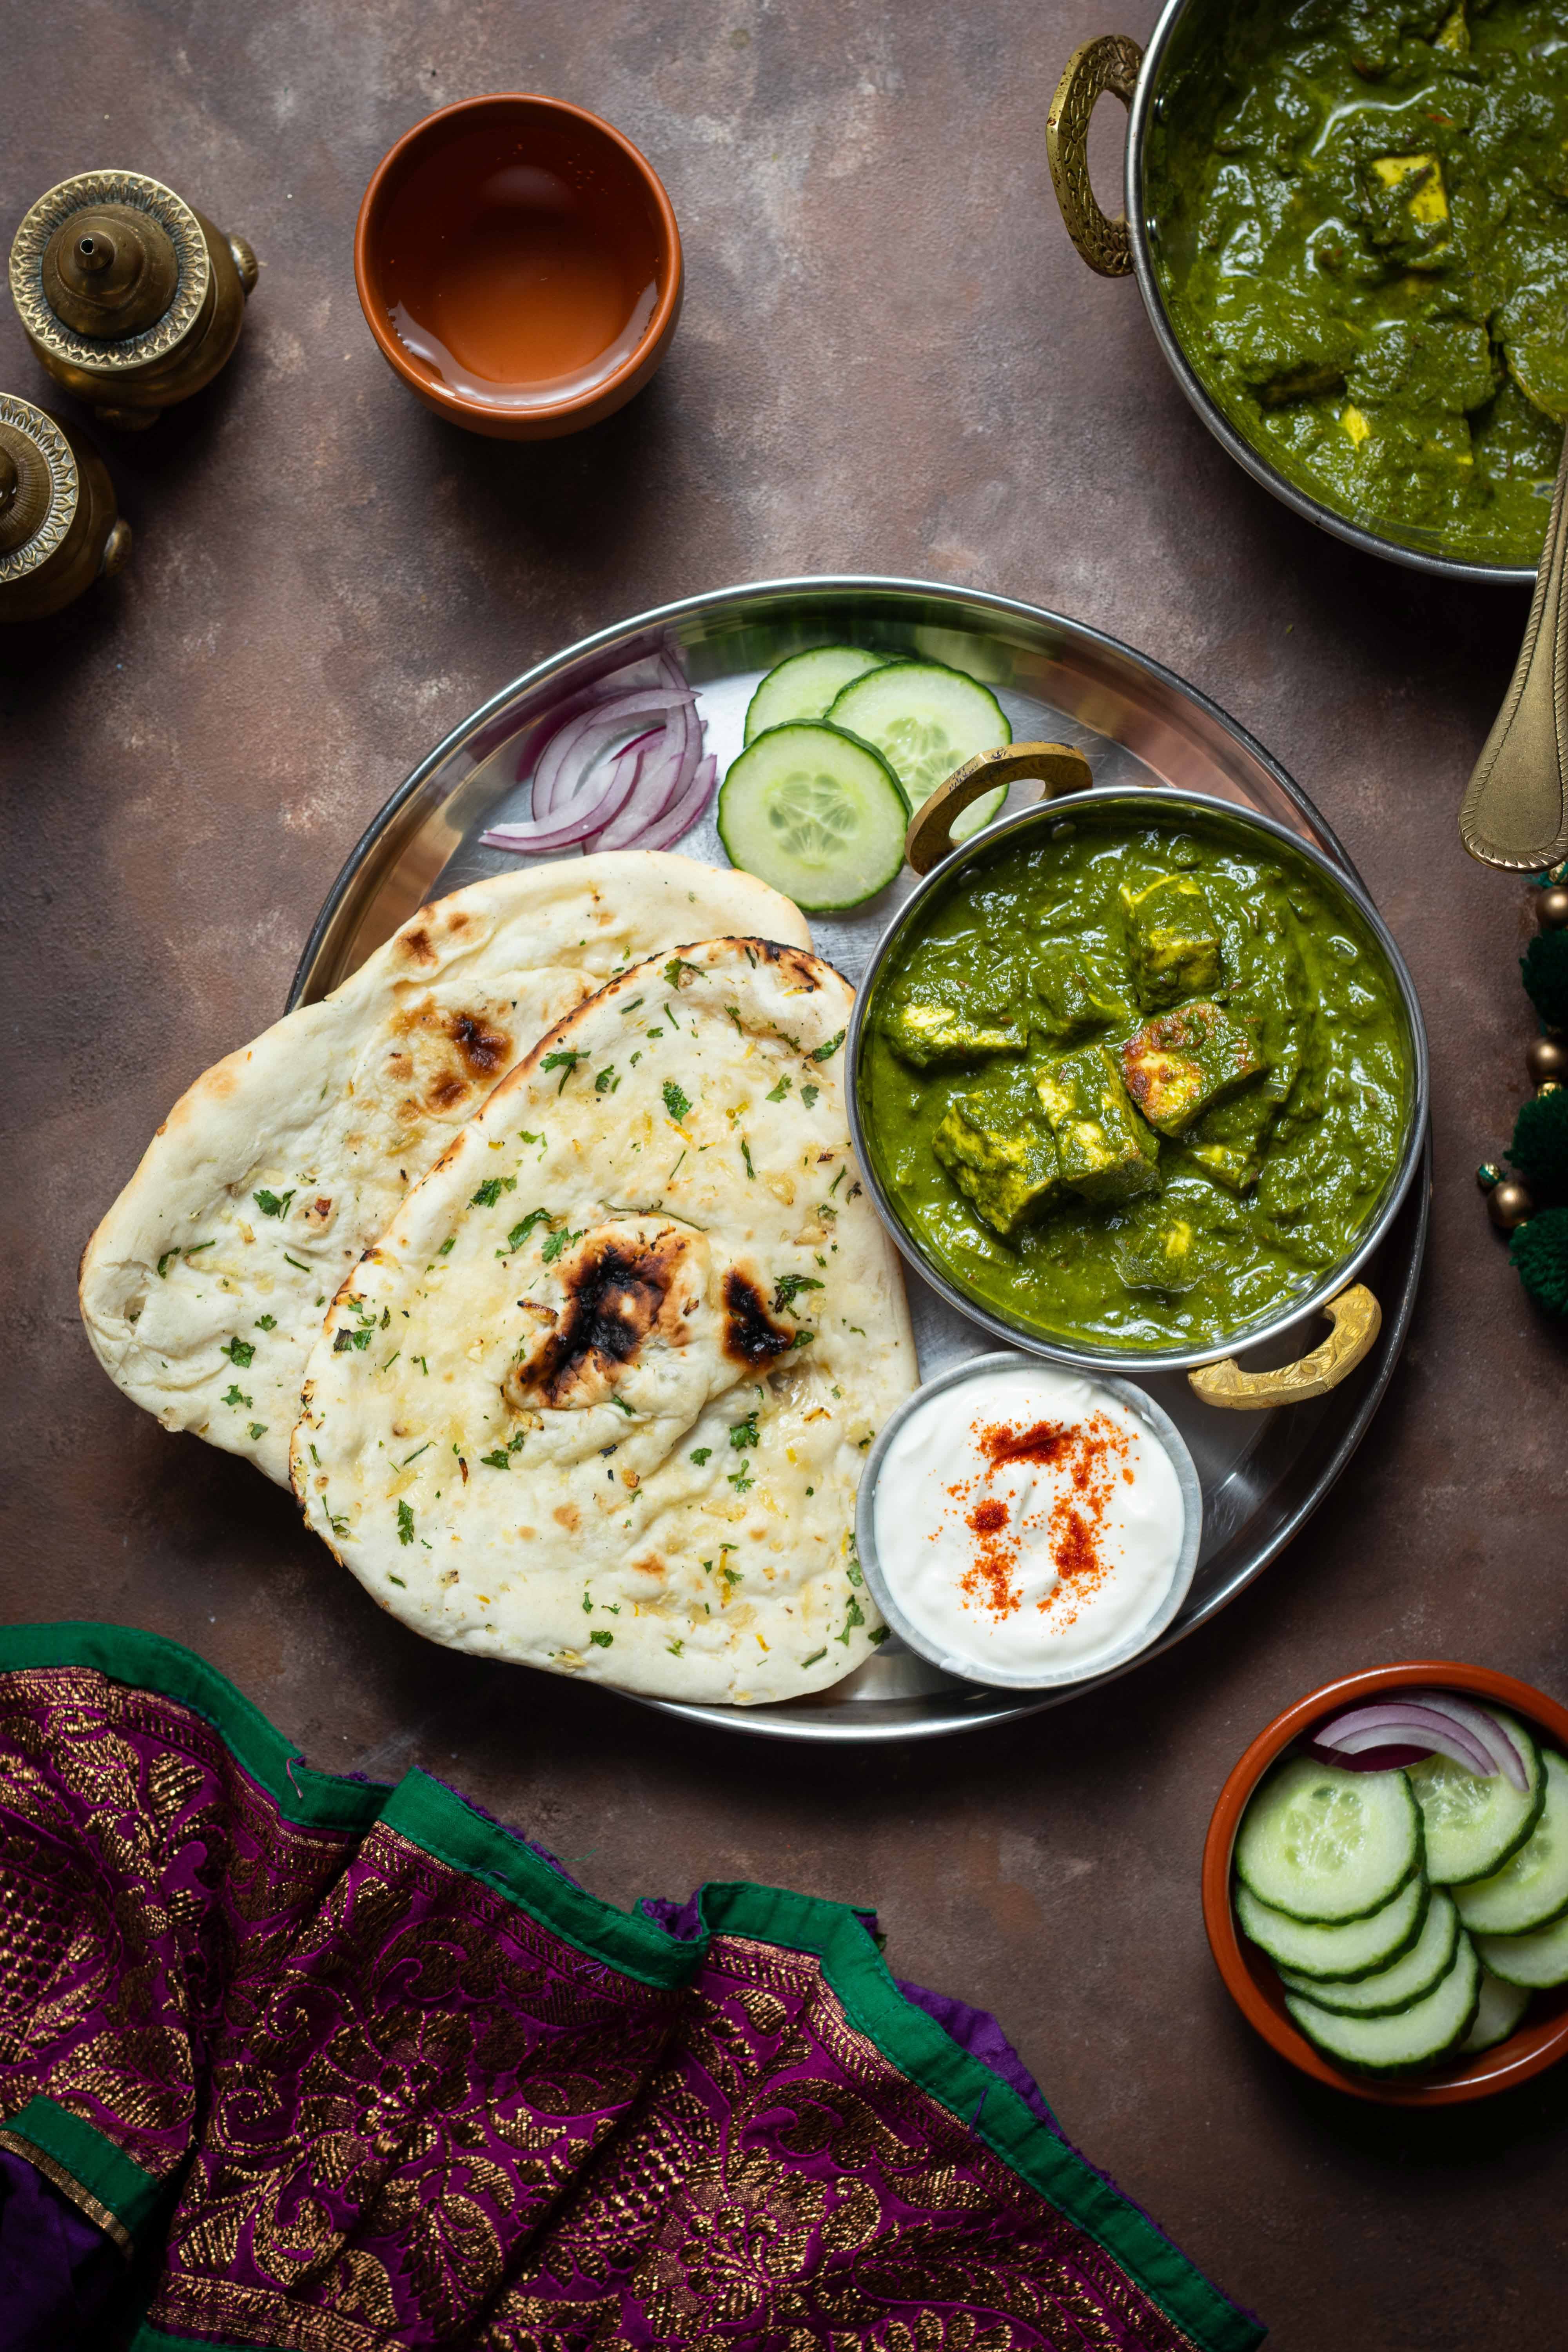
[861,809,1412,1350]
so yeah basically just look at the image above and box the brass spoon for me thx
[1459,350,1568,870]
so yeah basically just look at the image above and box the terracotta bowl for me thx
[355,93,682,440]
[1202,1662,1568,2105]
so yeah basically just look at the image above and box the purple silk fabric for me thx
[0,1635,1262,2352]
[0,2150,120,2352]
[640,1898,1056,2125]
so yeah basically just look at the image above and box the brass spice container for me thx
[10,170,257,430]
[0,394,129,621]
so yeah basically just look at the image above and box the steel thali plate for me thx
[289,576,1428,1744]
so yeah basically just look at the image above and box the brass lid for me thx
[10,171,208,372]
[0,396,79,580]
[42,201,180,336]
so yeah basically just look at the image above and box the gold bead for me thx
[1477,1160,1504,1191]
[1525,1036,1568,1087]
[1537,886,1568,931]
[1487,1179,1534,1232]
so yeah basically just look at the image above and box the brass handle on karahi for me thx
[905,744,1094,875]
[1187,1285,1382,1412]
[1047,35,1144,279]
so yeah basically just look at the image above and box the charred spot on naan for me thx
[722,1267,795,1370]
[505,1225,697,1412]
[383,998,515,1118]
[753,939,826,990]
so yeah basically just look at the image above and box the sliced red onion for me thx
[1314,1701,1497,1778]
[1306,1740,1431,1773]
[634,752,718,852]
[594,726,686,849]
[593,703,704,850]
[1401,1691,1530,1792]
[506,683,604,794]
[529,689,693,819]
[481,746,648,851]
[483,650,710,858]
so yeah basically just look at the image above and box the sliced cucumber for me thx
[1285,1933,1480,2074]
[1475,1907,1568,1988]
[1235,1872,1428,1982]
[1452,1748,1568,1936]
[826,659,1011,837]
[1456,1968,1531,2056]
[717,722,907,913]
[1408,1708,1544,1884]
[743,645,890,744]
[1234,1757,1421,1924]
[1278,1891,1457,2017]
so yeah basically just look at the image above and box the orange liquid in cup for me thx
[379,117,663,412]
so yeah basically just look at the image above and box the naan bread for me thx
[80,854,813,1485]
[292,938,915,1704]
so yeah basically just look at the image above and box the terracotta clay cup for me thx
[355,93,682,440]
[1203,1661,1568,2105]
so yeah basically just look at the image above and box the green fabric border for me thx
[383,1769,694,1991]
[697,1882,1264,2352]
[0,2092,164,2243]
[0,1622,387,1833]
[129,2332,287,2352]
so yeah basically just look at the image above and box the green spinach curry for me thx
[1151,0,1568,566]
[860,810,1410,1351]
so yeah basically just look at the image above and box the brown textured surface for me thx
[2,4,1565,2343]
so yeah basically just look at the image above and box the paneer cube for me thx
[1120,876,1225,1009]
[1032,944,1132,1040]
[1361,152,1450,267]
[1118,1000,1267,1136]
[933,1098,1062,1240]
[1035,1044,1161,1206]
[1118,1216,1203,1295]
[1187,1142,1259,1194]
[884,997,1026,1069]
[1187,1083,1281,1193]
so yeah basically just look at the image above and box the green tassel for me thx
[1511,1205,1568,1317]
[1509,1087,1568,1203]
[1521,929,1568,1034]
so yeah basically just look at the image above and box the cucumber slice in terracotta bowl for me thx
[1233,1872,1428,1982]
[1234,1757,1422,1924]
[1452,1749,1568,1936]
[1284,1933,1481,2074]
[1277,1889,1459,2017]
[1475,1907,1568,1988]
[1407,1709,1544,1884]
[717,721,908,913]
[826,659,1012,837]
[1458,1969,1532,2055]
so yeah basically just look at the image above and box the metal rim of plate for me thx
[288,573,1430,1745]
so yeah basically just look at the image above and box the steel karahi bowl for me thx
[1203,1662,1568,2105]
[1047,0,1540,586]
[845,785,1429,1393]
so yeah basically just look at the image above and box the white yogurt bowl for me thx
[855,1351,1203,1691]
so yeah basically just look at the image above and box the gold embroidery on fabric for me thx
[0,1667,1210,2352]
[0,2126,134,2259]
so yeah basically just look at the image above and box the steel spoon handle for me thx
[1460,436,1568,871]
